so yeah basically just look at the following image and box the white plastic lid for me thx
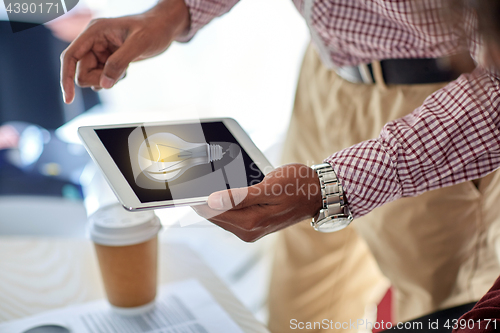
[88,204,161,246]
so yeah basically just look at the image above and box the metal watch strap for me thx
[311,163,353,233]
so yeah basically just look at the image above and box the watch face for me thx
[317,218,352,233]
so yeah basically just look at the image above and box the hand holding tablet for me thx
[194,163,323,242]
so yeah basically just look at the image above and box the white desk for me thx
[0,238,269,333]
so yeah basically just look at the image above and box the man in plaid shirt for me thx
[61,0,500,331]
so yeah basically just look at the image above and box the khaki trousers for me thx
[267,45,500,332]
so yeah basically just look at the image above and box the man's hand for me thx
[193,164,323,242]
[60,0,190,103]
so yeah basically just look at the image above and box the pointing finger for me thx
[60,29,99,103]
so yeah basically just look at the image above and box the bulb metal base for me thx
[208,144,224,161]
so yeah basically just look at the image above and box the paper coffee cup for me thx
[88,204,161,315]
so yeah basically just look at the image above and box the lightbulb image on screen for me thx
[138,133,224,182]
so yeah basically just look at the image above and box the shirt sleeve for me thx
[176,0,240,42]
[325,68,500,219]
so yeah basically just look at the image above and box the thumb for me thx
[100,34,147,88]
[207,185,263,211]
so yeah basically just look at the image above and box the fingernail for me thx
[208,192,224,210]
[100,75,115,89]
[63,92,72,104]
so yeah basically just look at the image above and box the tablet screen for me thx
[95,121,265,203]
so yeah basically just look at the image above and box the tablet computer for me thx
[78,118,273,211]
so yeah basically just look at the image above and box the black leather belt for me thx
[335,58,460,85]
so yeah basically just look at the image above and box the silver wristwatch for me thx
[311,163,353,233]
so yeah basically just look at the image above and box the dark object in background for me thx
[0,124,90,199]
[0,21,99,129]
[0,21,100,197]
[22,324,70,333]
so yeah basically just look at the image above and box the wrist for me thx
[150,0,190,39]
[309,167,324,218]
[310,163,353,232]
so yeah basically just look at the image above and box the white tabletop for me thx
[0,237,269,333]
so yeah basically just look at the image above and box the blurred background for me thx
[0,0,309,323]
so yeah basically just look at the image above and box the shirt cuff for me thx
[324,139,402,219]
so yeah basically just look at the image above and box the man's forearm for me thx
[144,0,190,40]
[326,68,500,218]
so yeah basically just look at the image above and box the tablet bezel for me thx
[78,118,274,211]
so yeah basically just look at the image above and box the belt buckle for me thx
[358,63,374,84]
[334,63,374,84]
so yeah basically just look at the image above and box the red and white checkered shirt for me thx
[179,0,500,218]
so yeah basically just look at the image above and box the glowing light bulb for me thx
[138,133,223,182]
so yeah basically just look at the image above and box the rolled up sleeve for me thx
[325,68,500,219]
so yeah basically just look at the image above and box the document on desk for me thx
[0,279,244,333]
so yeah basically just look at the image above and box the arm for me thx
[328,68,500,218]
[195,69,500,241]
